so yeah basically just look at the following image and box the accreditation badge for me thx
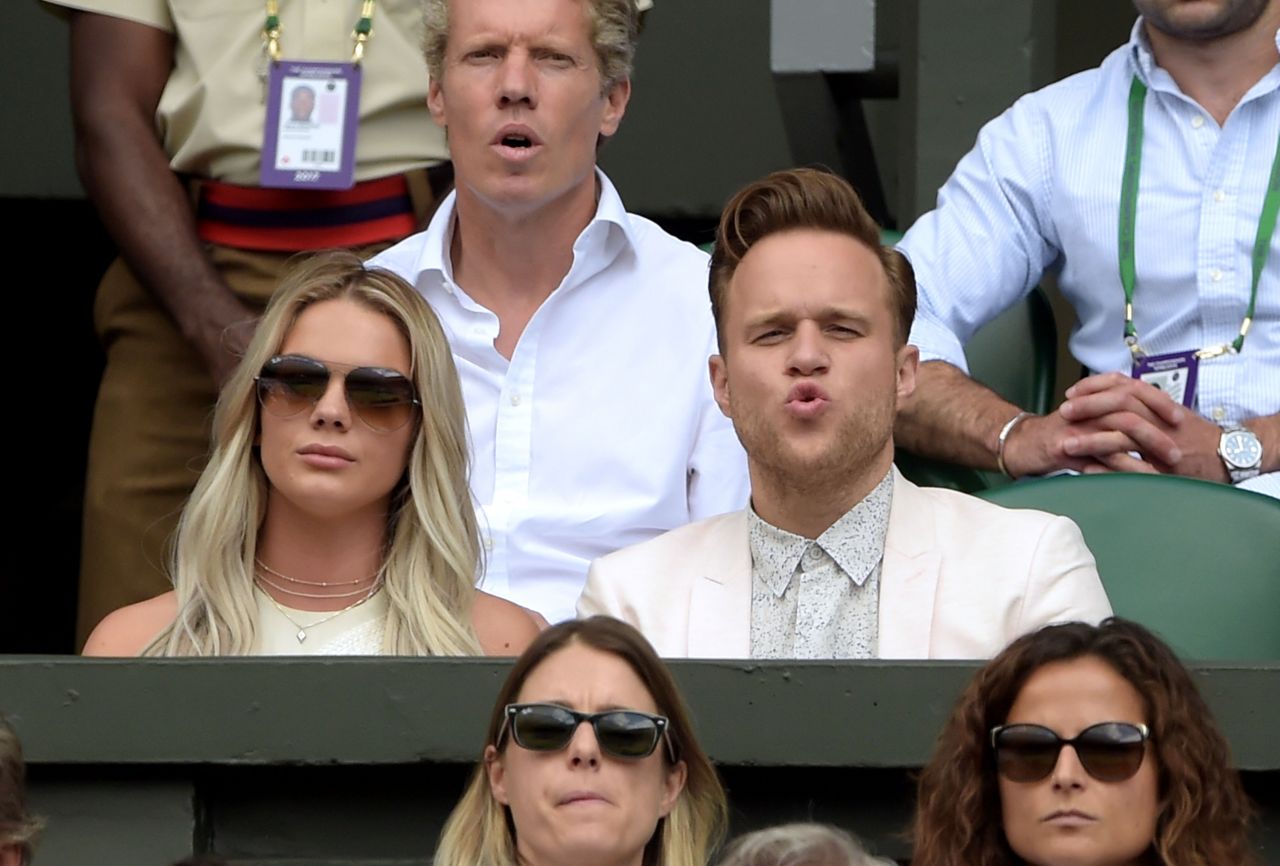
[260,60,361,190]
[1131,349,1198,408]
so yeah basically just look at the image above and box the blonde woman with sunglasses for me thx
[84,251,540,656]
[434,615,727,866]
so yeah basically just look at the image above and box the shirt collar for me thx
[747,469,895,597]
[410,167,639,290]
[1127,18,1161,87]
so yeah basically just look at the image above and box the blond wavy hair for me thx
[423,0,639,93]
[433,617,728,866]
[145,251,482,656]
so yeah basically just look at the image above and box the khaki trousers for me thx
[77,171,440,647]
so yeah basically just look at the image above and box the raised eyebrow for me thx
[827,315,874,332]
[456,37,507,55]
[743,308,872,330]
[743,311,796,331]
[531,43,588,66]
[816,307,873,326]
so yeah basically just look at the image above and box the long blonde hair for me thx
[146,251,482,656]
[434,617,728,866]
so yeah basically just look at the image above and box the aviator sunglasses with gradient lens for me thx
[991,721,1151,783]
[256,354,420,432]
[499,702,676,762]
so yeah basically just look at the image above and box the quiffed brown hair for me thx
[709,167,915,351]
[912,618,1258,866]
[433,616,728,866]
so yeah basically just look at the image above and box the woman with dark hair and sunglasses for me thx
[434,615,728,866]
[83,251,540,656]
[912,618,1257,866]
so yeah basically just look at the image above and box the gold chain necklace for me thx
[254,579,382,644]
[255,557,373,587]
[255,570,376,600]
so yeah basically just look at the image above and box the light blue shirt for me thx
[900,20,1279,438]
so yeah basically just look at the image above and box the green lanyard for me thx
[1118,75,1280,360]
[263,0,377,64]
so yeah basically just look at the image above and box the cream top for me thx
[252,585,389,655]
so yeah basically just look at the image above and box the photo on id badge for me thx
[276,78,344,170]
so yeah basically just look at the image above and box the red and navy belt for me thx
[195,174,417,252]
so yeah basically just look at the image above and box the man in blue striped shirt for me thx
[895,0,1278,496]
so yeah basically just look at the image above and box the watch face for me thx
[1222,430,1263,469]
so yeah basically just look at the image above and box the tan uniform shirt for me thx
[45,0,448,183]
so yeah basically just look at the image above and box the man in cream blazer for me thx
[578,168,1111,659]
[579,467,1107,658]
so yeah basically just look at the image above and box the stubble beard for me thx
[1135,0,1272,41]
[733,395,896,502]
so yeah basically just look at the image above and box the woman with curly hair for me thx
[913,618,1256,866]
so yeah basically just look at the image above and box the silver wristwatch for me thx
[1218,425,1263,484]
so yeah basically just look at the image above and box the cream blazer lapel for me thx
[877,469,943,658]
[685,510,752,658]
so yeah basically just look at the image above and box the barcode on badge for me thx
[302,150,337,164]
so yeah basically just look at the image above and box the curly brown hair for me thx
[912,618,1256,866]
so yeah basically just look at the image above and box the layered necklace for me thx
[253,557,384,644]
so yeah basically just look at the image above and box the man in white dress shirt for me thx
[371,0,748,622]
[895,0,1279,496]
[579,169,1111,659]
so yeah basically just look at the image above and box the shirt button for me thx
[1191,115,1205,129]
[1210,268,1223,282]
[804,546,823,562]
[510,393,522,407]
[1214,189,1226,203]
[483,535,494,552]
[1212,407,1226,421]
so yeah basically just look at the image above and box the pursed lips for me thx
[784,381,832,419]
[786,381,830,404]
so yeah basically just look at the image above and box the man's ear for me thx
[427,77,448,127]
[895,343,919,403]
[709,354,732,420]
[598,77,632,138]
